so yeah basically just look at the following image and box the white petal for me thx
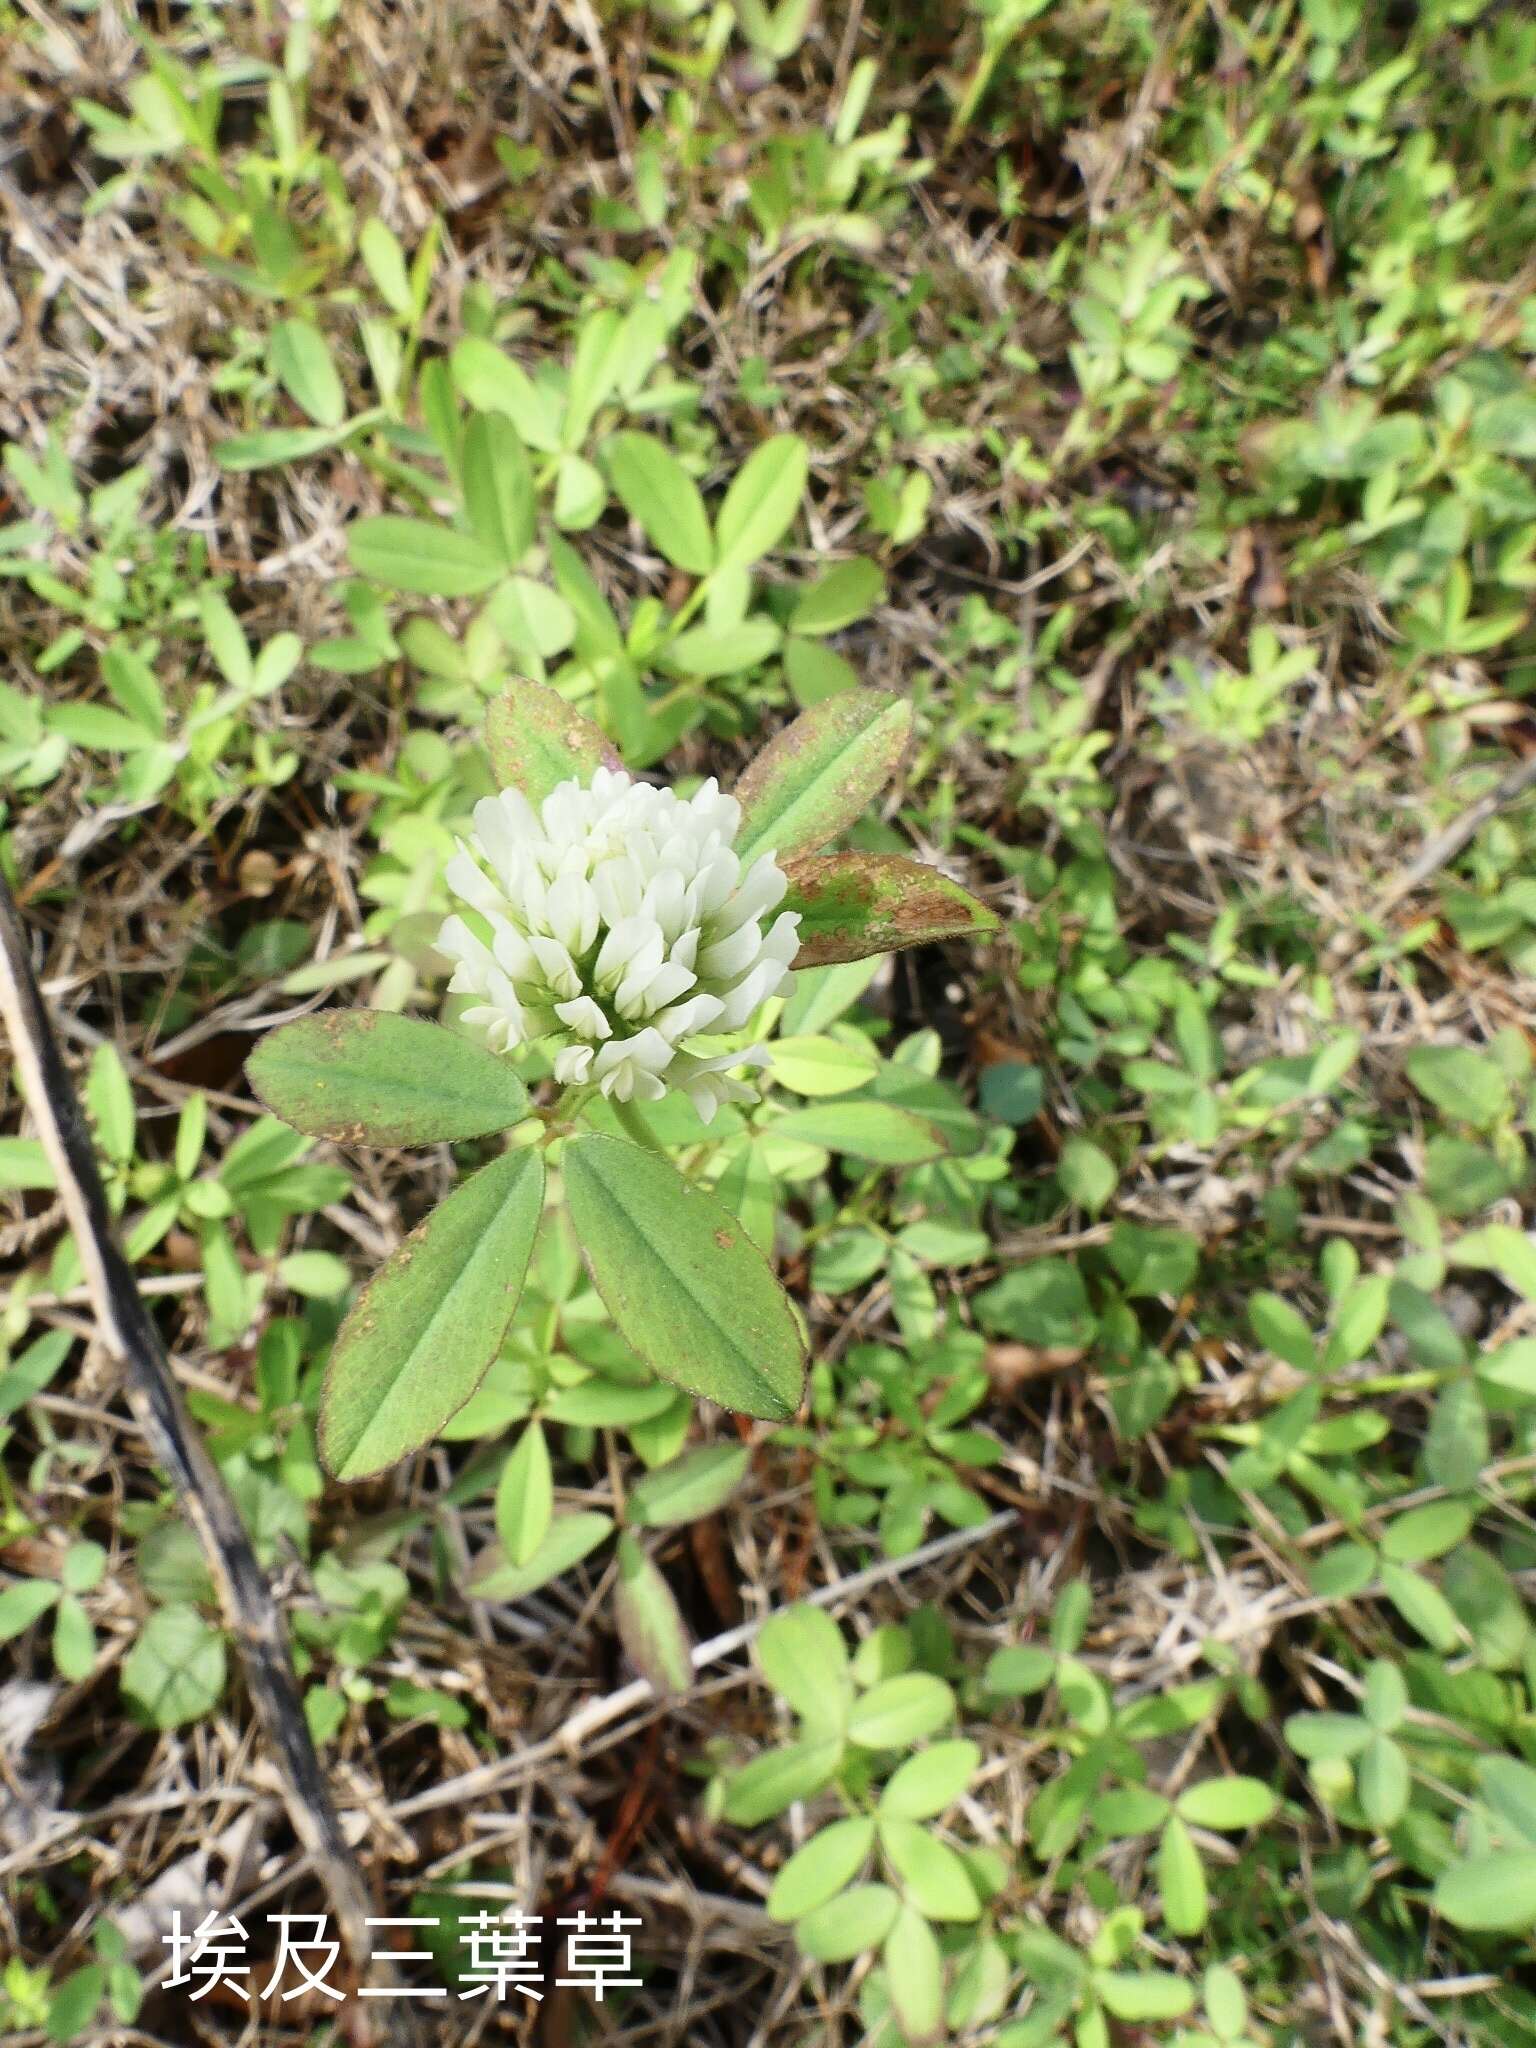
[546,872,599,956]
[445,848,510,923]
[696,918,765,982]
[644,867,687,937]
[594,1026,674,1081]
[716,961,782,1030]
[688,778,740,841]
[694,849,740,919]
[473,791,538,883]
[612,931,668,1017]
[719,854,789,932]
[490,919,539,985]
[758,912,802,980]
[437,913,492,975]
[630,958,697,1016]
[554,995,612,1040]
[593,913,651,985]
[459,1002,510,1050]
[678,1043,769,1082]
[652,991,724,1042]
[527,934,581,998]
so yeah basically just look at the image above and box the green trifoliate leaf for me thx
[949,1934,1012,2032]
[121,1604,227,1730]
[496,1421,553,1567]
[319,1146,545,1481]
[1095,1785,1172,1837]
[773,1099,949,1164]
[879,1818,981,1921]
[1097,1969,1196,2022]
[1157,1813,1208,1934]
[721,1737,843,1825]
[1174,1776,1279,1829]
[603,431,714,575]
[60,1541,106,1595]
[626,1444,750,1528]
[52,1594,96,1681]
[0,1578,58,1640]
[1284,1711,1369,1761]
[469,1512,614,1603]
[563,1135,805,1421]
[1433,1851,1536,1931]
[713,434,808,570]
[877,1739,981,1821]
[734,689,913,864]
[461,412,537,566]
[1379,1560,1462,1653]
[982,1644,1055,1697]
[1203,1964,1248,2040]
[269,317,345,428]
[782,850,999,966]
[218,423,357,470]
[766,1032,880,1096]
[784,637,860,704]
[450,337,564,450]
[666,617,783,678]
[0,1137,56,1190]
[1247,1290,1317,1371]
[1362,1659,1407,1733]
[883,1905,944,2041]
[347,515,506,596]
[794,1882,899,1963]
[1404,1044,1511,1128]
[1357,1732,1410,1828]
[542,1380,676,1428]
[789,559,886,636]
[1423,1377,1489,1493]
[758,1605,851,1729]
[1479,1756,1536,1847]
[248,1013,530,1145]
[767,1817,876,1922]
[847,1673,955,1749]
[1058,1135,1117,1216]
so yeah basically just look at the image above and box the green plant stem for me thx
[610,1096,667,1153]
[552,1080,597,1130]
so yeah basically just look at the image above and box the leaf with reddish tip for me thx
[734,691,912,864]
[485,678,620,802]
[783,851,1000,965]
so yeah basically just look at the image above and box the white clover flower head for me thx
[437,767,800,1122]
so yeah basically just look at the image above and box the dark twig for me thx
[0,876,381,1988]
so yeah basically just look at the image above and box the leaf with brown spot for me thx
[319,1145,545,1481]
[564,1134,804,1420]
[783,851,1000,965]
[247,1012,530,1144]
[734,690,912,864]
[485,677,619,803]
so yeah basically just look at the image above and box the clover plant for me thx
[246,678,997,1490]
